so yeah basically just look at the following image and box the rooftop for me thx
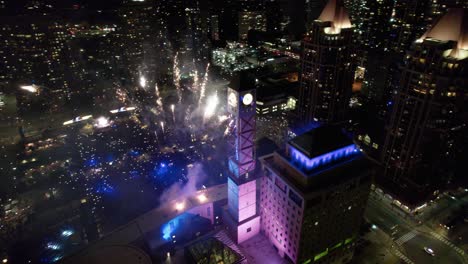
[419,9,467,49]
[229,71,257,92]
[317,0,352,30]
[289,126,352,158]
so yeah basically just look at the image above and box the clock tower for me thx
[225,72,260,244]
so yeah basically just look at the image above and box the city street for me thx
[365,191,467,264]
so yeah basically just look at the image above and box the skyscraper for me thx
[224,72,261,244]
[259,126,372,263]
[381,8,468,208]
[298,0,355,125]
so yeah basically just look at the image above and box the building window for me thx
[247,227,252,233]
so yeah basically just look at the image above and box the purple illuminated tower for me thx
[225,72,261,244]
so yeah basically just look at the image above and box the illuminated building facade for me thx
[299,0,355,125]
[381,8,468,208]
[259,126,372,263]
[224,72,261,244]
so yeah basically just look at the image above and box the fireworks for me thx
[139,76,147,88]
[218,115,229,123]
[173,52,182,103]
[95,117,110,128]
[116,87,128,103]
[160,121,165,133]
[204,93,219,120]
[198,63,210,107]
[192,70,199,92]
[20,84,39,93]
[154,84,163,114]
[171,104,175,123]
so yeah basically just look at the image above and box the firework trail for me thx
[171,104,175,123]
[155,84,163,114]
[184,105,192,125]
[139,76,147,89]
[225,118,235,136]
[160,121,165,133]
[218,115,229,123]
[198,63,210,107]
[192,70,199,92]
[173,52,182,103]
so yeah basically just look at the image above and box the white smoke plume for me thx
[158,163,207,204]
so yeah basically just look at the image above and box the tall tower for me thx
[225,72,261,244]
[381,8,468,207]
[298,0,355,125]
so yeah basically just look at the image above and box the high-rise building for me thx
[381,8,468,208]
[298,0,355,125]
[259,126,372,263]
[224,72,261,244]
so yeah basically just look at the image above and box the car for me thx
[424,247,435,256]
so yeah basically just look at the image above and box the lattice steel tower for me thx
[225,72,261,244]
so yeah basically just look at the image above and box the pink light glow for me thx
[175,202,185,211]
[197,194,207,203]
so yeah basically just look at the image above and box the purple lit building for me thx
[259,126,372,263]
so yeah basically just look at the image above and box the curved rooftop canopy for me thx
[317,0,352,31]
[418,8,468,59]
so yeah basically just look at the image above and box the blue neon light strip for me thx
[290,144,360,172]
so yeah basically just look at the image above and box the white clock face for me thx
[242,93,253,105]
[228,92,238,107]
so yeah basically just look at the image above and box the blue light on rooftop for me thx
[161,213,187,241]
[290,144,360,172]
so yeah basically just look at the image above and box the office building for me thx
[259,126,372,263]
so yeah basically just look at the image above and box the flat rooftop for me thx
[289,126,352,158]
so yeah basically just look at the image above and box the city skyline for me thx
[0,1,467,264]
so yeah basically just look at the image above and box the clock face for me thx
[242,93,253,105]
[228,92,238,108]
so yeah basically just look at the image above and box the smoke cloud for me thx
[158,163,206,204]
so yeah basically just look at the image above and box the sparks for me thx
[198,63,210,107]
[171,104,175,123]
[155,84,163,113]
[20,84,39,93]
[173,52,182,103]
[139,76,147,88]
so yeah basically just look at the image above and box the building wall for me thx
[260,159,307,263]
[228,178,258,222]
[298,176,370,263]
[260,152,372,263]
[236,215,261,244]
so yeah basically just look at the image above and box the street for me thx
[364,191,467,264]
